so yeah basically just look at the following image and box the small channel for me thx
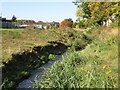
[2,41,68,89]
[16,52,67,89]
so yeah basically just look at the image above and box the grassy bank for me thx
[2,28,91,89]
[35,27,118,88]
[1,29,67,90]
[2,29,61,62]
[2,41,68,89]
[2,29,63,89]
[2,27,118,89]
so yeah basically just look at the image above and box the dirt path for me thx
[73,28,89,31]
[16,53,67,89]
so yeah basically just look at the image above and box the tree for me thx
[11,15,17,28]
[72,22,77,28]
[64,18,73,23]
[46,24,50,29]
[12,15,17,22]
[76,8,84,20]
[111,2,120,19]
[59,19,73,29]
[73,1,119,26]
[88,2,114,25]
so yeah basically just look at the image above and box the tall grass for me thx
[34,52,84,88]
[35,27,118,88]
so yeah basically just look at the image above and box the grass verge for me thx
[35,27,118,88]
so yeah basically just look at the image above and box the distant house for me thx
[27,24,35,29]
[76,18,80,23]
[16,20,36,29]
[0,17,14,28]
[17,20,36,25]
[37,21,59,29]
[15,20,60,29]
[37,21,48,29]
[18,24,28,28]
[49,21,60,29]
[34,24,42,29]
[102,18,115,27]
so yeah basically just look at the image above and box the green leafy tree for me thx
[111,3,120,19]
[73,1,119,26]
[11,15,17,28]
[72,22,77,28]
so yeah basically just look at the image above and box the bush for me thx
[48,54,58,60]
[110,22,119,28]
[75,24,80,29]
[69,31,93,51]
[86,25,104,34]
[86,27,95,34]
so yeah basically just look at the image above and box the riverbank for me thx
[2,28,92,89]
[35,27,118,88]
[17,52,67,88]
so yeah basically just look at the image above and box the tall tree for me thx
[12,15,17,22]
[73,1,119,25]
[111,2,120,19]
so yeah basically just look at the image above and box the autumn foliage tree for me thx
[60,19,73,29]
[73,1,119,26]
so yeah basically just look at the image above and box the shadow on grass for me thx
[2,41,67,89]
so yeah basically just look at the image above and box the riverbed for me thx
[16,52,67,88]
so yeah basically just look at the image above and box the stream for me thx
[16,52,67,89]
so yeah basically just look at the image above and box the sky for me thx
[1,1,77,22]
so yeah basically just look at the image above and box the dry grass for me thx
[2,29,61,62]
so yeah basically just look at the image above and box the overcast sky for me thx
[1,1,77,22]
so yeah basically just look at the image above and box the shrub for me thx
[69,31,93,51]
[78,21,85,28]
[86,25,104,34]
[110,22,119,28]
[75,24,80,29]
[72,22,77,28]
[46,24,50,29]
[48,54,58,60]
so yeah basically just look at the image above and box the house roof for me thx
[17,20,36,25]
[0,17,12,22]
[37,21,59,25]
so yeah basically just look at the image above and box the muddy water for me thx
[16,52,67,89]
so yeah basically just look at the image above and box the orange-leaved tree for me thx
[59,19,73,29]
